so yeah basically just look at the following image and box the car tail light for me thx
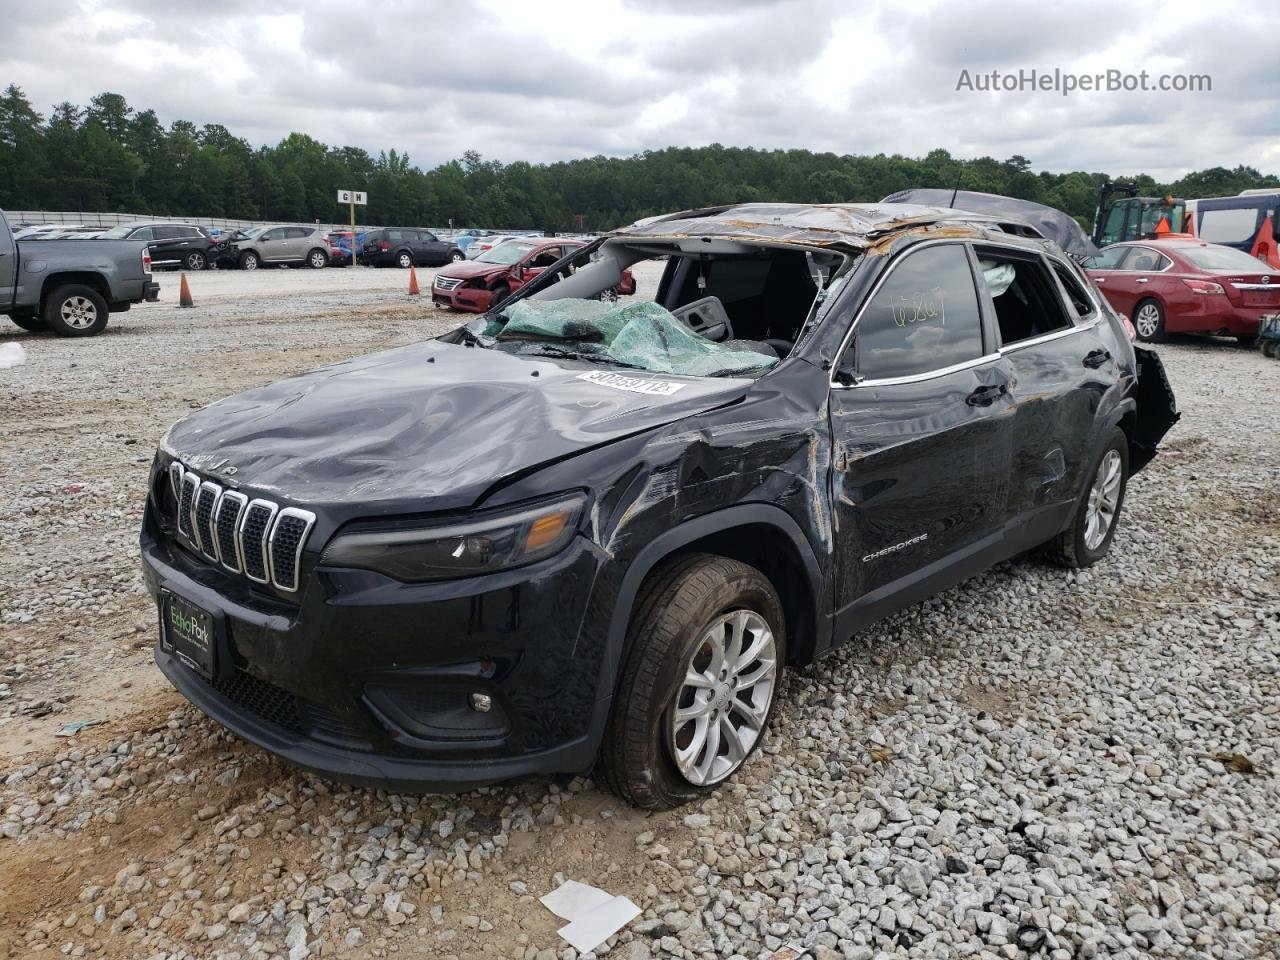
[1181,278,1225,295]
[142,248,152,274]
[380,241,389,252]
[1120,312,1137,340]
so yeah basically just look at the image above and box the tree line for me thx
[2,86,1276,232]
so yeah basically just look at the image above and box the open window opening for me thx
[455,239,851,378]
[976,248,1076,347]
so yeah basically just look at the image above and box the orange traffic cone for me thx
[408,266,420,296]
[178,272,194,308]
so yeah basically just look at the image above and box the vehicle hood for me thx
[163,340,751,513]
[437,260,508,281]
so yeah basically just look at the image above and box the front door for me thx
[829,241,1015,637]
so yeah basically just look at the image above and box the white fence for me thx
[6,211,451,235]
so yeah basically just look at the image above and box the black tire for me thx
[396,250,413,269]
[184,251,207,271]
[599,554,786,810]
[1263,340,1280,359]
[306,247,328,269]
[43,284,109,337]
[1132,298,1166,343]
[449,249,465,262]
[239,251,260,271]
[1040,427,1129,569]
[8,311,47,332]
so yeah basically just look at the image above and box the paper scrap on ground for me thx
[0,342,26,369]
[539,880,641,953]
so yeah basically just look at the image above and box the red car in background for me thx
[432,237,635,312]
[1086,240,1280,343]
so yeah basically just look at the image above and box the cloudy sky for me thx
[2,0,1277,179]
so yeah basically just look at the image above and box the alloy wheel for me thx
[1084,449,1123,550]
[59,296,97,329]
[666,609,777,786]
[1135,303,1161,339]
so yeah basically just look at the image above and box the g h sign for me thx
[337,190,368,205]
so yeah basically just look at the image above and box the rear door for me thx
[285,227,312,260]
[829,241,1016,635]
[976,245,1116,546]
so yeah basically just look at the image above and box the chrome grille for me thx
[168,461,314,594]
[434,275,463,291]
[240,500,277,584]
[177,472,199,542]
[195,482,220,561]
[213,491,247,572]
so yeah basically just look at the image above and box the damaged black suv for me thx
[141,199,1177,809]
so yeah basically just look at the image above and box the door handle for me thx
[1083,348,1111,369]
[966,383,1008,407]
[1136,278,1149,283]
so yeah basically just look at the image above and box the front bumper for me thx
[431,284,495,313]
[140,509,614,792]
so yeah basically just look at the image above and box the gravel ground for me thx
[1,276,1277,960]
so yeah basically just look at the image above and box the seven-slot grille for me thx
[168,462,315,593]
[433,275,464,291]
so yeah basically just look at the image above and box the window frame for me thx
[1115,245,1172,273]
[832,239,997,388]
[972,244,1083,351]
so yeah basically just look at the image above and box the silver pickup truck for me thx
[1,210,161,337]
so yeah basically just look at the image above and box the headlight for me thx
[320,493,586,582]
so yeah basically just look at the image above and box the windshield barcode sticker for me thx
[577,371,685,395]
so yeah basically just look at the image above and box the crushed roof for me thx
[612,202,1007,248]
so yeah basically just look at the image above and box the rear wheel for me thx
[239,250,260,271]
[1041,428,1129,569]
[1263,340,1280,358]
[184,250,207,271]
[307,247,328,269]
[1133,299,1166,343]
[599,555,785,809]
[397,250,413,269]
[43,284,109,337]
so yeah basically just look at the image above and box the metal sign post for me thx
[337,190,367,264]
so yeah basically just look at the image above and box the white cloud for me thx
[0,0,1274,180]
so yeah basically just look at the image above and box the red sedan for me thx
[432,237,635,313]
[1086,240,1280,343]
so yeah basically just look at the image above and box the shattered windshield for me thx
[477,240,537,264]
[449,239,850,378]
[481,299,779,377]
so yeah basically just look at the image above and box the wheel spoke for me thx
[733,622,772,673]
[734,658,775,693]
[673,715,710,773]
[694,715,722,781]
[682,666,716,690]
[729,693,769,731]
[674,692,713,724]
[719,714,747,763]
